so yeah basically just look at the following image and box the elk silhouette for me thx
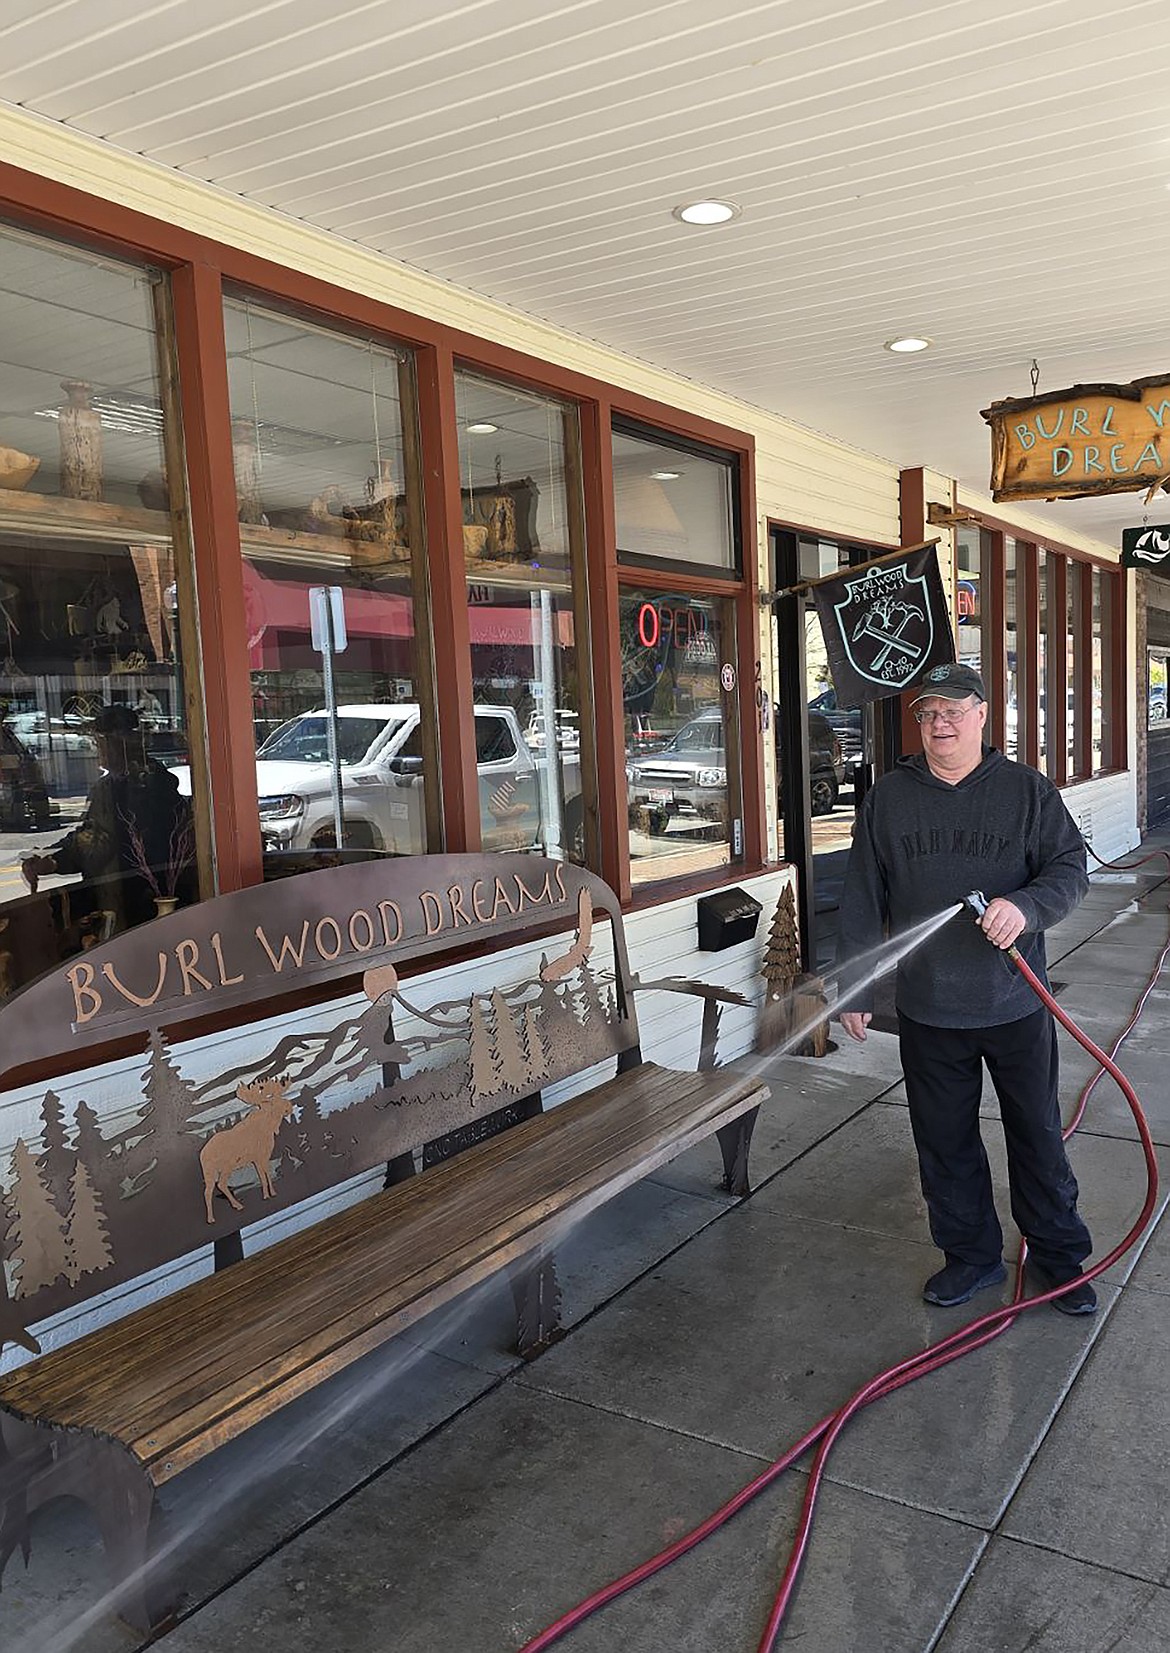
[200,1076,295,1224]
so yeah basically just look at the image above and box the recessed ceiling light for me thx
[650,469,682,480]
[884,336,932,354]
[672,200,741,226]
[466,421,498,434]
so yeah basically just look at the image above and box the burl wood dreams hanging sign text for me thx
[982,373,1170,502]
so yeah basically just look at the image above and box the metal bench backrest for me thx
[0,855,636,1354]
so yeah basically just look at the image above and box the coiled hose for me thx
[518,850,1169,1653]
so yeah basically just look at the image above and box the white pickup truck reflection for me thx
[172,702,582,856]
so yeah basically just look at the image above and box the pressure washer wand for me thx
[962,887,1024,960]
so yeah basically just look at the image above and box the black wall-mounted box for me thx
[696,887,762,952]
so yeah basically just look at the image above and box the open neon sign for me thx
[636,602,710,649]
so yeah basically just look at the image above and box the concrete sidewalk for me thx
[5,838,1170,1653]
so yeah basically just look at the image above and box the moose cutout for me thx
[200,1076,295,1224]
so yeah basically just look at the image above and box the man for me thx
[838,662,1095,1315]
[22,704,193,935]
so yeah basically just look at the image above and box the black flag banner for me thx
[810,544,955,706]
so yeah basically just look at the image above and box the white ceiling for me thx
[2,0,1169,547]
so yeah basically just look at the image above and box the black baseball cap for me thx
[908,663,986,706]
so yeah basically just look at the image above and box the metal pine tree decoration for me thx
[756,882,830,1056]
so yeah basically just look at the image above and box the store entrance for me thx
[770,529,899,975]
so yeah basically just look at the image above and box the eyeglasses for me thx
[913,703,977,727]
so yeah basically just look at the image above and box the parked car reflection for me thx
[806,688,861,763]
[5,710,96,757]
[627,706,844,836]
[0,720,52,830]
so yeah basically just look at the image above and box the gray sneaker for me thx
[1031,1265,1098,1316]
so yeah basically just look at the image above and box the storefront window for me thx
[1149,649,1170,729]
[622,590,740,883]
[0,225,201,994]
[612,428,735,572]
[615,422,743,885]
[455,372,587,860]
[223,299,430,869]
[955,527,987,680]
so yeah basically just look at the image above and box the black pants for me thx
[898,1008,1092,1276]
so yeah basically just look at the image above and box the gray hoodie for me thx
[838,747,1088,1028]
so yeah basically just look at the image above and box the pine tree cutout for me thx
[143,1029,198,1136]
[5,1139,70,1298]
[491,989,527,1092]
[523,1007,549,1082]
[37,1090,75,1214]
[104,1055,159,1201]
[73,1098,121,1225]
[469,997,503,1099]
[578,963,605,1025]
[64,1161,113,1284]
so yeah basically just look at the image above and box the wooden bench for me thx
[0,854,766,1631]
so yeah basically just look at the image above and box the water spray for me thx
[519,872,1166,1653]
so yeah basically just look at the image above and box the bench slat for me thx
[5,1066,682,1428]
[0,1064,764,1482]
[19,1065,722,1439]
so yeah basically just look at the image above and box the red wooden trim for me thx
[1049,555,1069,787]
[169,262,263,891]
[1110,570,1128,773]
[0,156,763,910]
[414,344,478,852]
[1020,541,1040,769]
[579,398,629,902]
[0,161,755,459]
[954,499,1120,572]
[615,565,745,596]
[1074,561,1094,781]
[898,468,927,539]
[626,858,768,913]
[0,166,745,445]
[985,530,1007,752]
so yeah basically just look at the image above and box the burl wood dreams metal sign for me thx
[0,857,632,1354]
[982,373,1170,502]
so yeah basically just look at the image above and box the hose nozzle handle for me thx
[963,889,989,919]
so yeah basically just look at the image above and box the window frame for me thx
[612,419,757,898]
[0,173,763,937]
[0,222,214,950]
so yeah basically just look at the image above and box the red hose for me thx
[756,948,1162,1648]
[517,870,1167,1653]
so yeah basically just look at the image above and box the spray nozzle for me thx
[963,890,989,920]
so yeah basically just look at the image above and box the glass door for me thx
[770,529,885,975]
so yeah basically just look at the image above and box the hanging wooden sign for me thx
[981,374,1170,502]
